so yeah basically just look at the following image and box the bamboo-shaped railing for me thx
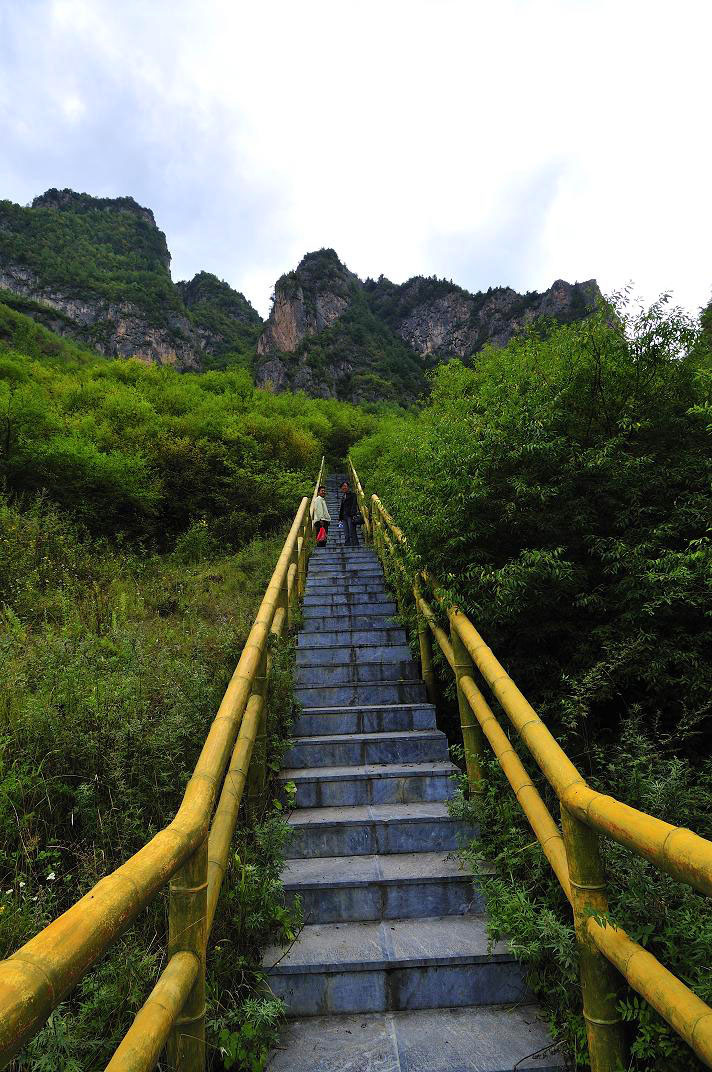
[347,457,712,1072]
[0,458,326,1072]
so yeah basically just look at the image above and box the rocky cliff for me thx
[257,249,358,356]
[0,188,602,398]
[255,250,602,401]
[365,274,600,358]
[0,189,261,369]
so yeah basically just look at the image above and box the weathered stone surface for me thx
[372,274,601,359]
[0,190,262,370]
[256,250,601,400]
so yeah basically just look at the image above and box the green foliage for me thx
[294,286,426,402]
[0,192,264,367]
[354,293,712,1069]
[0,192,180,324]
[1,493,302,1069]
[178,271,262,370]
[0,299,374,545]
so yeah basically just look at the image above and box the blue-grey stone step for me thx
[293,703,437,737]
[302,593,392,609]
[264,915,526,1015]
[298,627,408,649]
[308,559,382,570]
[295,680,427,708]
[286,802,476,859]
[305,580,388,595]
[282,852,482,923]
[307,571,383,583]
[295,661,420,687]
[300,614,401,633]
[284,730,449,768]
[302,601,397,619]
[267,1007,566,1071]
[278,760,457,808]
[306,558,381,569]
[297,643,413,666]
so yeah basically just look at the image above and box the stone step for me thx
[286,802,476,859]
[268,1007,566,1072]
[295,661,420,688]
[284,729,449,768]
[293,703,437,737]
[296,643,413,666]
[308,556,380,567]
[307,552,380,562]
[278,760,457,808]
[282,851,482,924]
[263,915,526,1016]
[295,680,427,708]
[298,627,408,649]
[304,580,388,595]
[302,601,397,619]
[305,572,382,585]
[302,593,392,609]
[300,614,401,633]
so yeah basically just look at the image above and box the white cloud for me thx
[1,0,710,317]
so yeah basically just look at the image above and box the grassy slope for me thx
[0,305,376,1069]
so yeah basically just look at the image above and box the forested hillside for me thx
[2,182,711,1068]
[0,189,262,369]
[0,190,602,402]
[0,298,379,1068]
[352,293,712,1069]
[0,298,374,546]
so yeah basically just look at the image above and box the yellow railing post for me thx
[371,495,381,558]
[414,574,437,706]
[449,613,485,794]
[167,837,207,1072]
[560,805,627,1072]
[246,647,269,815]
[297,513,307,599]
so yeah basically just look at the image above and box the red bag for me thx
[316,525,327,545]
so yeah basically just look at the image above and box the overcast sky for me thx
[1,0,710,319]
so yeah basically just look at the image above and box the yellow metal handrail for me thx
[0,457,326,1072]
[349,458,712,1072]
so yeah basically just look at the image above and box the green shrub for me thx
[0,300,376,547]
[354,292,712,1069]
[1,495,301,1069]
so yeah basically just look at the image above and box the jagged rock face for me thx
[0,192,261,369]
[368,276,601,359]
[257,249,357,356]
[256,251,602,401]
[0,261,200,367]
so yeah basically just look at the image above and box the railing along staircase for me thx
[1,455,711,1071]
[347,457,712,1072]
[0,460,326,1071]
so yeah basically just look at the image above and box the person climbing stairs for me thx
[264,474,563,1070]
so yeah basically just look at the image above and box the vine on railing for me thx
[347,456,712,1072]
[0,458,326,1072]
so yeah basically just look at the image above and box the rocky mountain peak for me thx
[0,190,261,370]
[32,188,159,230]
[176,271,261,326]
[257,248,358,356]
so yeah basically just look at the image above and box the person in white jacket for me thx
[311,485,331,545]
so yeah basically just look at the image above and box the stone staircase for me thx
[264,476,563,1071]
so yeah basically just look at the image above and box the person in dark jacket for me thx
[339,481,360,547]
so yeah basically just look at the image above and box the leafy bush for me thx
[353,293,712,1069]
[1,494,302,1069]
[0,300,375,545]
